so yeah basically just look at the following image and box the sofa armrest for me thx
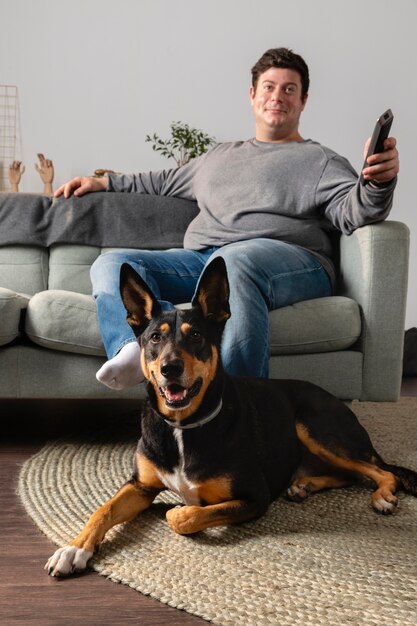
[338,220,409,401]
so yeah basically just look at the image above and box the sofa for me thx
[0,192,410,402]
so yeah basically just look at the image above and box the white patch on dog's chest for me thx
[157,430,200,505]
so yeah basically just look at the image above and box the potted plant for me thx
[145,121,215,167]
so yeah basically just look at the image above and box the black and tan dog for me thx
[46,257,417,577]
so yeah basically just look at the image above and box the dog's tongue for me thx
[165,384,187,402]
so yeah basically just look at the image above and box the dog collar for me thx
[163,398,223,430]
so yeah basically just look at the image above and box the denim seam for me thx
[268,266,329,307]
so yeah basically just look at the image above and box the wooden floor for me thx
[2,380,417,625]
[1,400,204,626]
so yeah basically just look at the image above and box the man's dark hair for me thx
[251,48,310,99]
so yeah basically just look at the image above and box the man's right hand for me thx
[54,175,108,198]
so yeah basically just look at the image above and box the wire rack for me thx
[0,85,21,191]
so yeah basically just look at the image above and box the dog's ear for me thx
[192,256,231,323]
[120,263,161,336]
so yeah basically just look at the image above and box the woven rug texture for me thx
[18,397,417,626]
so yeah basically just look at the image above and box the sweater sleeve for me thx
[106,153,207,200]
[316,154,396,235]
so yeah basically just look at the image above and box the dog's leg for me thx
[287,474,353,501]
[45,480,158,576]
[295,423,400,514]
[166,500,265,534]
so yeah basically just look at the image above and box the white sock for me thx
[96,342,144,390]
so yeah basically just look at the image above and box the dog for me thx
[46,256,417,577]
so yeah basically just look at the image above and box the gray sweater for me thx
[107,139,396,287]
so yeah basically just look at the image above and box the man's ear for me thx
[192,256,231,323]
[301,91,308,110]
[119,263,161,337]
[249,85,256,106]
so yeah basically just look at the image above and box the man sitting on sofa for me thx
[54,47,400,391]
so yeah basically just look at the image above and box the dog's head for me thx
[120,257,230,423]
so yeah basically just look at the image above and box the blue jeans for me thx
[90,239,331,378]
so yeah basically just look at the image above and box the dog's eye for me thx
[190,330,203,343]
[150,332,161,343]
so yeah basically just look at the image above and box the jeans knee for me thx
[90,251,128,292]
[211,248,250,286]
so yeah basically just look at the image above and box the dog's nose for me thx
[160,358,184,379]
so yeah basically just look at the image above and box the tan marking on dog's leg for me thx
[296,423,399,513]
[287,474,353,501]
[46,480,157,577]
[166,500,260,535]
[197,476,232,504]
[70,481,156,553]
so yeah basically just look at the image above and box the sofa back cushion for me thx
[48,245,101,293]
[0,246,49,295]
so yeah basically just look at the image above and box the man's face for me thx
[250,67,308,142]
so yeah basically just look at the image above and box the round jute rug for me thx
[18,397,417,626]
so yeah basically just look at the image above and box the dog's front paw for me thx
[166,505,202,535]
[45,545,93,577]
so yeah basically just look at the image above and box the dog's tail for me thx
[377,458,417,495]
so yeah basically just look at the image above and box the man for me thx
[55,48,399,390]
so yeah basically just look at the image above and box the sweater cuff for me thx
[106,173,117,192]
[367,176,397,190]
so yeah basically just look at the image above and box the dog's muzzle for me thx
[155,375,203,409]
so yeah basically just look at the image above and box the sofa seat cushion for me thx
[270,296,361,355]
[25,290,105,356]
[23,290,361,359]
[0,288,30,346]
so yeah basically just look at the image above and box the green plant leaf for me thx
[145,121,215,166]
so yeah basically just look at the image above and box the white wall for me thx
[1,0,416,327]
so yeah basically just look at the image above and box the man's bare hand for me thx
[9,161,25,192]
[361,137,399,184]
[54,176,108,198]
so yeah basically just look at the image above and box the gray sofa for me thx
[0,192,409,402]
